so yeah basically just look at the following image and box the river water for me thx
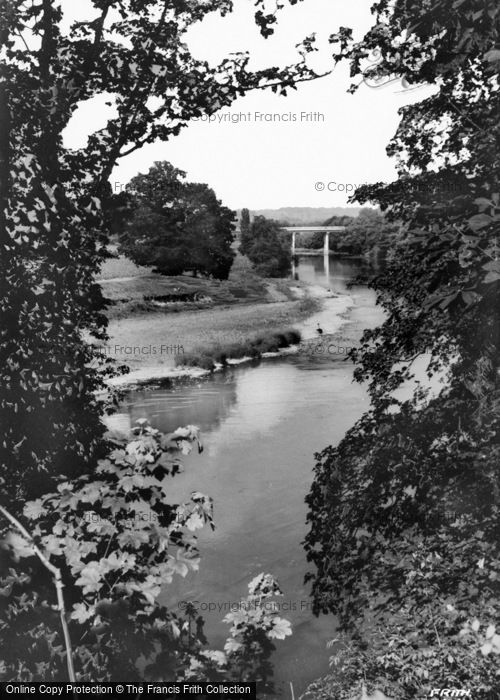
[120,258,384,695]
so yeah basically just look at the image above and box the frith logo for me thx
[429,691,471,698]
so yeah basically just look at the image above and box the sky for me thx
[61,0,435,210]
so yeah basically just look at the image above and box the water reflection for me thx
[294,255,378,294]
[125,372,239,435]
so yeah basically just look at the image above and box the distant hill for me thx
[242,207,362,225]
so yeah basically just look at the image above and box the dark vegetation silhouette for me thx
[240,215,292,277]
[119,162,236,280]
[304,1,500,697]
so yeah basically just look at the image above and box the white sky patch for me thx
[59,0,101,35]
[62,94,118,151]
[60,1,130,47]
[146,96,164,114]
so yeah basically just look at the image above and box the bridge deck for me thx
[282,226,346,232]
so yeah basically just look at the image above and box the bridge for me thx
[281,226,346,256]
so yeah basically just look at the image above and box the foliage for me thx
[306,390,500,697]
[119,162,236,280]
[303,0,500,698]
[0,420,291,683]
[300,210,399,258]
[334,209,400,258]
[240,216,292,277]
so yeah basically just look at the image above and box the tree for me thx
[240,208,251,251]
[120,162,236,279]
[0,0,323,507]
[304,0,500,697]
[304,210,399,256]
[335,209,399,257]
[240,215,292,277]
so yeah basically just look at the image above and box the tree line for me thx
[112,170,293,280]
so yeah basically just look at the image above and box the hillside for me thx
[243,207,362,225]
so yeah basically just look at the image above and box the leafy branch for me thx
[0,504,76,682]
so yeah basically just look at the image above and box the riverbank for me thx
[98,249,338,386]
[100,251,310,319]
[106,284,343,387]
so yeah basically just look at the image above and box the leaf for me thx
[486,624,496,639]
[474,197,493,211]
[201,650,227,667]
[484,49,500,63]
[403,486,417,498]
[130,575,161,605]
[186,511,205,531]
[170,620,181,639]
[461,291,482,306]
[76,561,109,594]
[43,534,65,556]
[248,573,282,597]
[71,603,94,624]
[268,617,292,640]
[173,559,189,577]
[483,261,500,272]
[484,271,500,284]
[78,482,102,504]
[468,213,492,231]
[23,499,46,520]
[105,551,136,572]
[179,439,193,455]
[150,65,167,77]
[224,638,242,654]
[0,580,14,598]
[2,532,35,560]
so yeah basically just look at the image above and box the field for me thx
[99,250,322,374]
[98,252,303,319]
[106,296,319,372]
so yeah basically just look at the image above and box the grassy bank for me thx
[106,295,320,374]
[176,328,302,371]
[100,249,328,378]
[99,253,306,319]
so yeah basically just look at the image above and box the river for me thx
[119,257,384,695]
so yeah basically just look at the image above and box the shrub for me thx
[0,421,291,684]
[175,330,301,370]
